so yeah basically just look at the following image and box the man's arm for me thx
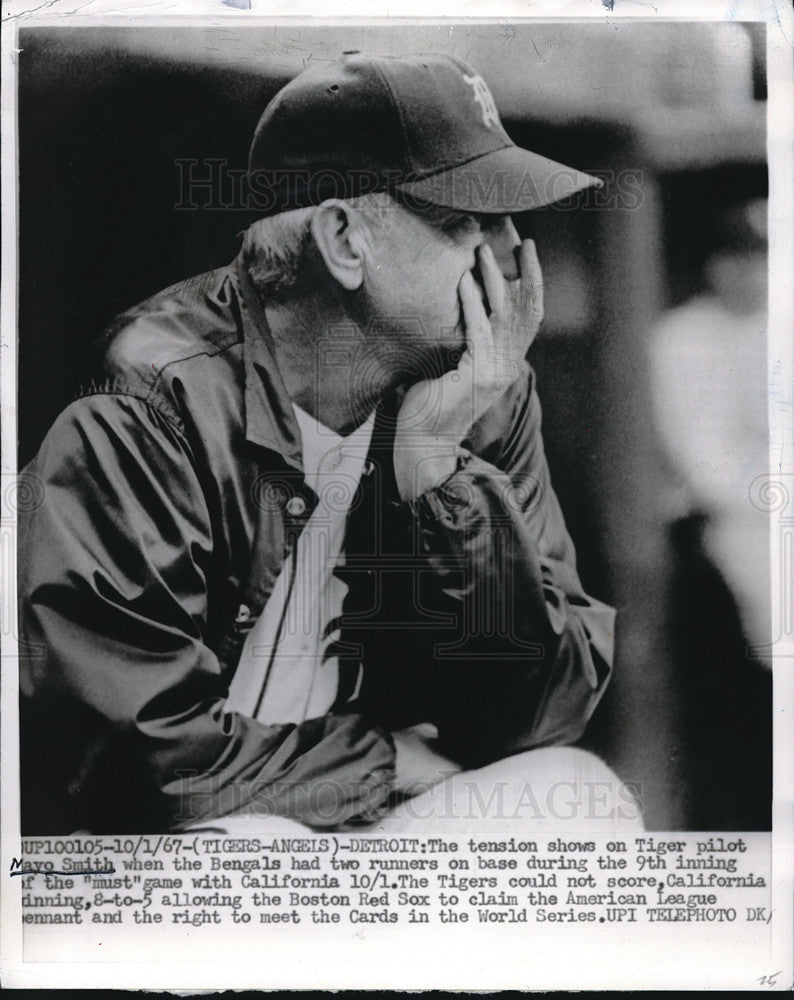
[408,366,614,765]
[19,393,395,832]
[391,240,614,766]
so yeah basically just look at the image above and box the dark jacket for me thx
[18,240,615,833]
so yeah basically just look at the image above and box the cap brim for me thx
[394,144,602,213]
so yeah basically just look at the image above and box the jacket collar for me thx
[232,230,404,475]
[233,232,304,471]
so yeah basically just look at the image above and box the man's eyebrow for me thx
[431,207,481,235]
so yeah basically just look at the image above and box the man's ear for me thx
[310,200,368,291]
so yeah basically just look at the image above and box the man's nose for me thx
[482,216,521,280]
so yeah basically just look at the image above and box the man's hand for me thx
[393,238,544,499]
[391,724,462,796]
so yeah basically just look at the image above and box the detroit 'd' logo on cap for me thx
[463,72,499,128]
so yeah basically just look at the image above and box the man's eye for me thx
[442,213,478,240]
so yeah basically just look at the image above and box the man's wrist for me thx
[392,725,463,794]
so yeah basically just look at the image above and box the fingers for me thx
[460,236,544,366]
[519,238,544,325]
[458,270,491,357]
[477,243,505,317]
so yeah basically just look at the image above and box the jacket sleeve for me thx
[19,393,395,833]
[407,363,615,766]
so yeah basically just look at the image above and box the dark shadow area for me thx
[666,517,772,830]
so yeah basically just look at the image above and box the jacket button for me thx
[285,496,307,516]
[235,604,252,623]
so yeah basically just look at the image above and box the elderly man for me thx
[19,52,619,834]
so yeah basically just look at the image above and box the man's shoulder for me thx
[85,266,244,405]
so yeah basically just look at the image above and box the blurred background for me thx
[17,21,771,830]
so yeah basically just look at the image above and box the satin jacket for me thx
[18,239,615,833]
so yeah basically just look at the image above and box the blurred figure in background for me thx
[649,198,769,665]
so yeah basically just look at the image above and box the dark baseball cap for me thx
[247,51,602,216]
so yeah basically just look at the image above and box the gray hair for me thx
[243,205,317,302]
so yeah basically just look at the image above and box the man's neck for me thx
[261,292,400,437]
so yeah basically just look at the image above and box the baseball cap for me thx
[247,51,602,216]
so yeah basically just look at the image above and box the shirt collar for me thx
[293,404,376,495]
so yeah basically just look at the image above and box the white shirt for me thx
[648,296,768,516]
[648,296,771,650]
[226,406,375,724]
